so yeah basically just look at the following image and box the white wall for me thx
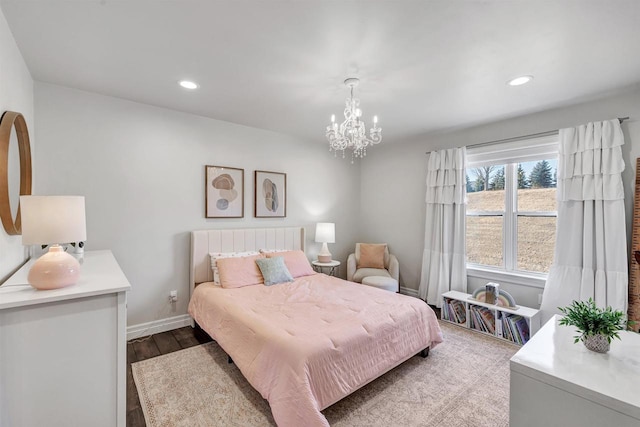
[360,85,640,308]
[30,75,640,322]
[34,83,361,327]
[0,8,33,282]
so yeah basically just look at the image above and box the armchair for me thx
[347,243,399,283]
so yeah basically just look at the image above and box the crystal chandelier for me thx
[326,78,382,162]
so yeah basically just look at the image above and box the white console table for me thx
[510,315,640,427]
[0,250,131,427]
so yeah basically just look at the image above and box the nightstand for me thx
[312,260,341,277]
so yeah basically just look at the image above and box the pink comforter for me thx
[188,273,443,427]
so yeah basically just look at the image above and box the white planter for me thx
[583,334,610,353]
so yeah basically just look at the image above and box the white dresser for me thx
[510,315,640,427]
[0,250,131,427]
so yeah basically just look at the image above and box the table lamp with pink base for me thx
[20,195,86,290]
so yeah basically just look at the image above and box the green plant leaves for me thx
[558,298,625,343]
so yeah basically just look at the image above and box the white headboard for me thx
[190,226,306,293]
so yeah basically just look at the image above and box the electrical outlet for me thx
[538,293,543,305]
[169,290,178,303]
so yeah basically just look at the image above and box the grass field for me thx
[466,188,556,273]
[467,188,557,212]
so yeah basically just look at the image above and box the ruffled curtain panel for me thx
[419,147,467,307]
[540,120,628,323]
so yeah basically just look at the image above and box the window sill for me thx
[466,266,546,289]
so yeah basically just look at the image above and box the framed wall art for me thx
[254,170,286,218]
[205,165,244,218]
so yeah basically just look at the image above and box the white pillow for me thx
[259,248,289,254]
[209,251,260,283]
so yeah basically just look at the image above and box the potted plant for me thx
[558,298,625,353]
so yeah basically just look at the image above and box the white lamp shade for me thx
[315,222,335,243]
[20,196,87,245]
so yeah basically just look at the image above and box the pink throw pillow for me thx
[217,254,265,288]
[358,243,386,269]
[266,250,315,278]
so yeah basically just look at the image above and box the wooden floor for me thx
[126,326,213,427]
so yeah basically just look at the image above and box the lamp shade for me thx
[20,196,86,245]
[315,222,335,243]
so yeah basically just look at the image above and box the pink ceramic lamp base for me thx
[317,242,332,263]
[28,245,81,290]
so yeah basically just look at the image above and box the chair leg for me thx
[419,347,430,358]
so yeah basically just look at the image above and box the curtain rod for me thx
[426,116,629,153]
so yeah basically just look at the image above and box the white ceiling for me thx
[2,0,640,144]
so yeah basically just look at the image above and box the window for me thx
[466,136,558,276]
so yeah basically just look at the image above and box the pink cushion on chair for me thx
[217,254,265,288]
[358,244,386,269]
[266,250,315,278]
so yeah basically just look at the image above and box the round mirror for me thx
[0,111,32,235]
[8,124,20,220]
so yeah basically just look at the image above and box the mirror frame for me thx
[0,111,32,235]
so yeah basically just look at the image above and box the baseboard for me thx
[400,286,419,297]
[127,314,192,341]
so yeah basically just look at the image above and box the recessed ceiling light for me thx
[507,75,533,86]
[179,80,199,90]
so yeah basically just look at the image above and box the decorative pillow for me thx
[358,243,386,269]
[255,256,294,286]
[265,250,315,278]
[259,248,288,254]
[217,254,265,288]
[210,251,259,283]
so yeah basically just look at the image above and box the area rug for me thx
[132,322,518,427]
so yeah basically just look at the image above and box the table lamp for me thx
[315,222,335,263]
[20,195,87,290]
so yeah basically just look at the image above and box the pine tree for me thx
[490,167,505,190]
[530,160,553,188]
[466,173,474,193]
[517,164,530,189]
[474,176,485,192]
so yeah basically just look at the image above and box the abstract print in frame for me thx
[205,165,244,218]
[254,170,286,218]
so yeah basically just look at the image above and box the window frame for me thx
[465,135,559,280]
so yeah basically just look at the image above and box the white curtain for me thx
[419,147,467,307]
[540,120,627,323]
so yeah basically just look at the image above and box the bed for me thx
[188,227,443,427]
